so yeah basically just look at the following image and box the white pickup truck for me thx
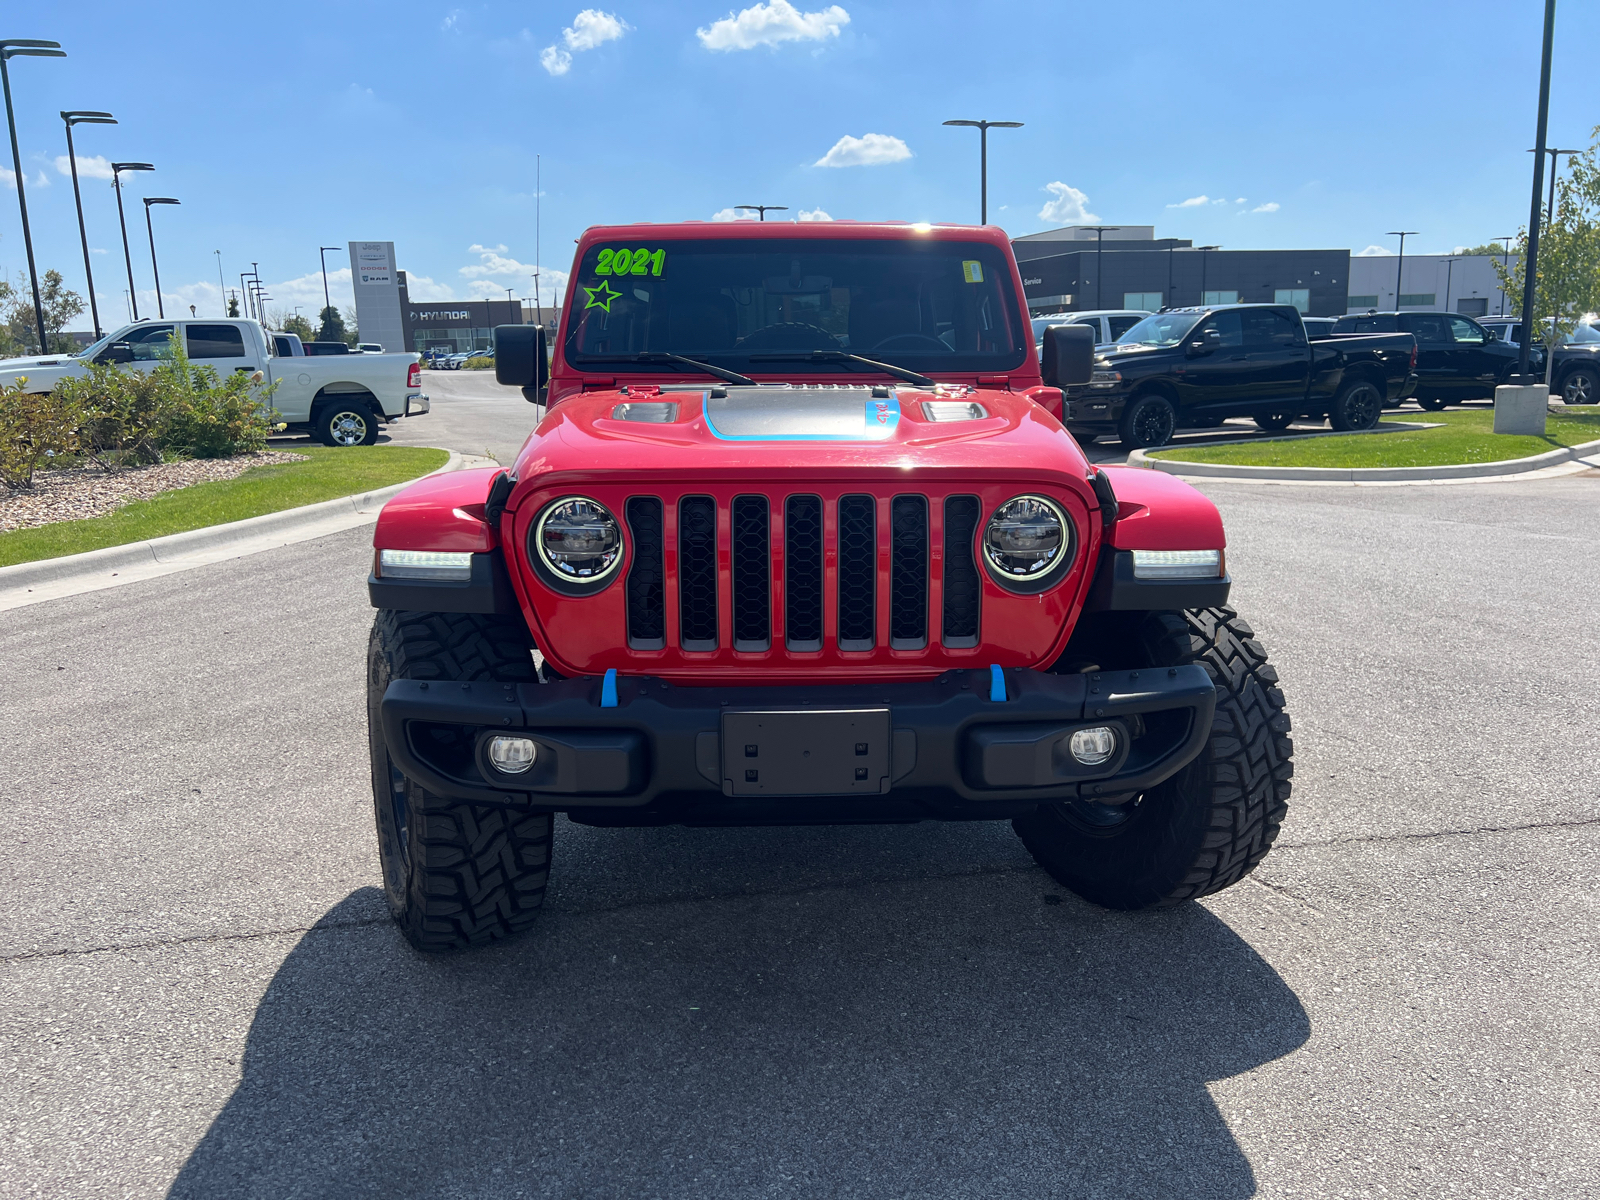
[0,318,429,446]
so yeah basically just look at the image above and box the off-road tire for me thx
[1328,379,1383,431]
[314,401,381,446]
[367,609,549,953]
[1118,393,1177,449]
[1014,606,1292,909]
[1561,366,1599,405]
[1254,412,1295,432]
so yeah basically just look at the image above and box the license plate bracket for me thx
[720,708,892,797]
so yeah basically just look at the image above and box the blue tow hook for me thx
[600,668,619,708]
[989,664,1007,702]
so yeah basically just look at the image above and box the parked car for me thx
[357,342,384,354]
[303,340,352,356]
[1330,311,1524,410]
[1062,304,1418,448]
[1032,309,1150,353]
[1300,316,1338,338]
[362,218,1294,952]
[272,332,306,357]
[0,318,428,446]
[1477,317,1598,405]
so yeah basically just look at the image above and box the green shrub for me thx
[156,342,276,458]
[463,355,495,369]
[0,377,80,489]
[54,363,166,469]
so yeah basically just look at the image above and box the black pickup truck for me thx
[1478,316,1596,405]
[1332,311,1526,410]
[1059,304,1418,448]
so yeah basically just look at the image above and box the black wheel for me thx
[1329,379,1383,431]
[367,609,549,953]
[1561,367,1599,405]
[1014,607,1293,910]
[1253,413,1295,432]
[1118,393,1177,449]
[315,402,380,446]
[1416,395,1449,412]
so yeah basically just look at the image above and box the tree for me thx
[6,270,85,354]
[282,313,316,342]
[1493,125,1600,383]
[227,295,240,317]
[316,305,346,344]
[1456,242,1515,257]
[341,304,360,346]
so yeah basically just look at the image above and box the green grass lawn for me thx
[1147,408,1600,469]
[0,445,448,568]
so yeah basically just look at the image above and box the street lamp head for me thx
[321,245,342,252]
[1198,244,1221,251]
[62,110,116,125]
[0,40,66,61]
[112,162,154,174]
[143,197,180,206]
[1386,230,1419,236]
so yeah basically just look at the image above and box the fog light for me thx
[1068,726,1117,766]
[488,736,537,774]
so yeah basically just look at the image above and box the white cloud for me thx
[814,132,910,168]
[461,244,536,278]
[1038,181,1097,225]
[55,154,114,181]
[798,207,832,221]
[697,1,849,51]
[0,167,47,189]
[401,272,458,301]
[542,9,628,74]
[1252,201,1280,213]
[91,247,107,255]
[712,207,756,221]
[1168,195,1211,208]
[1356,245,1395,256]
[1235,197,1246,204]
[441,9,461,30]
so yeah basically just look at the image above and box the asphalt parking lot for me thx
[5,399,1599,1197]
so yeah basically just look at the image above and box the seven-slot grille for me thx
[624,492,988,654]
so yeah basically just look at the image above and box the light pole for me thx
[1496,235,1515,315]
[112,161,154,320]
[1197,245,1220,305]
[318,245,341,316]
[941,119,1023,225]
[215,251,226,316]
[734,204,787,221]
[239,273,251,319]
[1517,0,1556,382]
[61,110,116,340]
[1,40,68,353]
[1386,231,1418,309]
[1442,257,1457,315]
[1079,226,1121,309]
[1528,147,1580,228]
[143,197,179,319]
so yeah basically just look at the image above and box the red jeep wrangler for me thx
[365,221,1293,953]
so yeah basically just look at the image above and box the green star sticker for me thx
[583,279,623,313]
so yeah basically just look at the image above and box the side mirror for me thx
[1040,323,1095,387]
[1484,329,1497,342]
[494,324,549,403]
[1187,328,1222,356]
[98,342,134,364]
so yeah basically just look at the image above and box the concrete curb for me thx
[0,449,465,610]
[1128,436,1600,482]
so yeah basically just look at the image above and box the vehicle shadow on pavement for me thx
[169,873,1308,1200]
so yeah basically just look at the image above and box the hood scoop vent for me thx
[611,402,679,423]
[703,385,900,443]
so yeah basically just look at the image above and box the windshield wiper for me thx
[579,352,754,386]
[747,351,938,389]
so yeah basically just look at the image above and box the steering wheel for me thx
[869,334,951,353]
[736,322,839,351]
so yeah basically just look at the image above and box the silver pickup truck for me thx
[0,318,429,446]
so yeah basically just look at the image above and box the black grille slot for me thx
[942,495,981,647]
[890,495,928,649]
[678,495,718,651]
[625,497,665,649]
[784,495,823,651]
[731,495,770,651]
[837,494,875,650]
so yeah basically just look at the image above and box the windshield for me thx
[1114,311,1204,348]
[1565,321,1600,345]
[562,237,1027,375]
[71,325,135,359]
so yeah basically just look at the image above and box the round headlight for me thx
[984,495,1070,581]
[534,497,622,583]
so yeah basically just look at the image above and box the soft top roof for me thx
[575,221,1013,248]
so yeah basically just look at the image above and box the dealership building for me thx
[1012,227,1520,319]
[348,242,528,355]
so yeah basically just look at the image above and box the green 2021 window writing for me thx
[594,247,666,277]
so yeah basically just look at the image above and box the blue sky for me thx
[3,0,1597,330]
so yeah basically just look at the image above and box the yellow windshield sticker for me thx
[962,260,984,284]
[583,280,623,312]
[594,247,667,277]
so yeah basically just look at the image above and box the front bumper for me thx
[379,665,1216,822]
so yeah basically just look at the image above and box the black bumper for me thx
[379,665,1216,823]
